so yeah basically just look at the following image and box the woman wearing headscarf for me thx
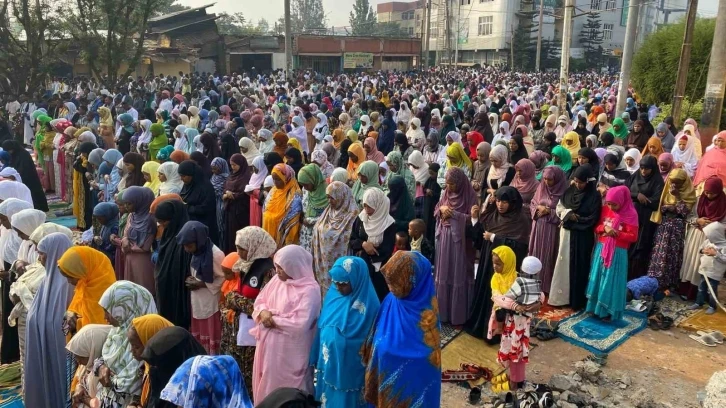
[91,202,119,262]
[642,136,665,159]
[23,232,73,408]
[126,314,175,408]
[435,167,477,325]
[585,186,639,321]
[263,164,303,248]
[611,117,630,143]
[658,152,675,180]
[510,158,539,215]
[116,113,135,155]
[238,137,261,166]
[284,146,304,177]
[545,145,572,178]
[363,136,385,164]
[210,157,230,247]
[257,129,275,155]
[671,134,698,178]
[251,245,321,404]
[1,140,47,211]
[122,152,145,190]
[176,221,226,355]
[627,156,664,280]
[296,164,328,253]
[376,110,396,155]
[597,153,631,196]
[548,164,602,309]
[480,144,515,202]
[96,281,157,407]
[98,107,116,149]
[467,187,531,340]
[243,156,267,228]
[561,131,581,166]
[157,162,183,196]
[362,251,440,407]
[147,123,168,162]
[623,148,642,174]
[72,141,96,230]
[471,142,492,192]
[161,355,253,407]
[679,177,726,294]
[310,149,334,181]
[405,117,425,152]
[655,122,675,152]
[220,154,252,253]
[387,175,415,233]
[492,121,511,146]
[139,327,207,407]
[625,120,650,152]
[407,150,430,218]
[311,182,358,296]
[66,324,113,408]
[528,166,568,293]
[141,161,161,195]
[693,132,726,188]
[121,186,157,296]
[645,168,697,291]
[312,256,379,408]
[383,150,416,200]
[439,114,457,144]
[152,199,192,330]
[422,130,445,165]
[178,160,219,245]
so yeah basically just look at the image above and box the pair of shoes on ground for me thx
[689,330,725,347]
[687,303,717,315]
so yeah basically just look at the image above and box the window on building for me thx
[603,23,613,39]
[408,27,414,35]
[605,0,616,9]
[480,0,494,3]
[416,12,421,20]
[461,0,471,5]
[402,10,415,20]
[591,0,601,9]
[478,15,493,36]
[431,27,439,37]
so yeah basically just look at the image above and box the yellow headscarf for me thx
[446,143,473,170]
[490,246,517,296]
[59,247,117,331]
[141,161,161,195]
[98,107,113,127]
[287,138,303,156]
[562,131,581,164]
[347,142,365,181]
[347,129,359,143]
[650,168,697,224]
[132,314,173,406]
[381,90,390,108]
[263,164,302,247]
[333,128,345,149]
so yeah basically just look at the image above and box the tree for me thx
[349,0,377,36]
[511,23,536,71]
[217,12,265,35]
[541,38,561,71]
[0,0,66,94]
[632,18,715,105]
[291,0,326,33]
[257,18,270,34]
[274,16,285,35]
[579,13,604,70]
[153,0,189,16]
[376,21,409,38]
[60,0,162,86]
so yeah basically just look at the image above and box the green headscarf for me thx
[611,117,629,140]
[547,145,573,174]
[351,160,382,207]
[384,150,416,200]
[297,163,328,217]
[34,114,52,162]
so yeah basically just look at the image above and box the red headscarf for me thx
[697,177,726,222]
[601,185,639,267]
[466,131,484,160]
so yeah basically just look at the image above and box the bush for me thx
[652,98,703,126]
[631,18,715,105]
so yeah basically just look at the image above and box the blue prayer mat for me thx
[557,310,647,354]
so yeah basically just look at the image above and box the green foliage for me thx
[349,0,377,36]
[631,18,715,105]
[652,98,703,126]
[153,1,189,16]
[292,0,327,33]
[511,24,536,71]
[579,13,604,70]
[376,22,410,38]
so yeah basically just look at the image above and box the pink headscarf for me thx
[530,166,567,218]
[601,186,639,267]
[510,159,539,199]
[436,167,477,214]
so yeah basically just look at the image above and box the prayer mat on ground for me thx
[47,215,76,229]
[440,323,462,348]
[0,362,22,408]
[557,311,647,355]
[441,332,504,385]
[679,309,726,333]
[658,296,701,327]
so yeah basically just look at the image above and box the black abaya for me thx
[1,140,48,211]
[153,200,192,329]
[349,218,396,301]
[627,158,664,280]
[178,161,220,246]
[1,262,18,363]
[422,177,442,243]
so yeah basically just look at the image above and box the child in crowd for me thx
[626,276,660,301]
[408,219,434,264]
[393,231,409,254]
[689,222,726,315]
[495,256,543,334]
[422,163,442,243]
[91,202,119,263]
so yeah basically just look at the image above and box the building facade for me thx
[377,1,426,37]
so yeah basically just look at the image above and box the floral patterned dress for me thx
[647,202,690,289]
[298,191,326,252]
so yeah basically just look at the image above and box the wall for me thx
[272,53,286,70]
[295,35,421,56]
[152,61,192,76]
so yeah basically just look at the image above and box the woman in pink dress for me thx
[245,156,268,227]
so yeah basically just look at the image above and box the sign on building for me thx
[343,52,374,69]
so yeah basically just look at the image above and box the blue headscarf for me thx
[199,109,209,129]
[313,257,380,400]
[93,202,119,244]
[363,251,441,406]
[176,221,214,283]
[102,148,123,166]
[160,355,253,408]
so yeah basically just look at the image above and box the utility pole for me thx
[284,0,293,80]
[425,0,432,68]
[454,0,460,67]
[422,0,429,68]
[699,0,726,147]
[535,0,544,72]
[671,0,698,127]
[615,0,640,115]
[510,25,514,69]
[558,0,574,115]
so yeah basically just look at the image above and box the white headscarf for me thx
[358,188,395,246]
[257,129,275,154]
[623,148,642,174]
[137,119,152,148]
[158,162,184,195]
[239,137,262,165]
[671,134,699,178]
[11,209,47,264]
[245,155,268,193]
[313,113,329,142]
[0,199,33,266]
[0,180,33,204]
[407,150,429,185]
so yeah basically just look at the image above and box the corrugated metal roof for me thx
[148,3,216,22]
[149,15,219,34]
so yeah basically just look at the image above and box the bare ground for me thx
[441,326,726,407]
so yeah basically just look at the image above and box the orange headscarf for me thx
[150,193,182,238]
[132,314,173,406]
[273,132,289,159]
[59,247,117,331]
[333,128,345,149]
[642,136,664,158]
[588,105,605,124]
[262,164,302,247]
[347,142,365,181]
[220,252,241,324]
[169,150,190,164]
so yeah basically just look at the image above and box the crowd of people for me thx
[0,66,725,407]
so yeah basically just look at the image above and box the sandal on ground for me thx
[697,330,725,344]
[468,387,481,405]
[492,391,515,408]
[492,373,509,385]
[689,333,718,347]
[491,381,510,394]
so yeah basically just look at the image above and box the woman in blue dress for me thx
[311,256,380,407]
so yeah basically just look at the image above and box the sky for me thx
[177,0,721,28]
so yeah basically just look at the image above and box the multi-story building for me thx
[376,1,426,38]
[378,0,688,69]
